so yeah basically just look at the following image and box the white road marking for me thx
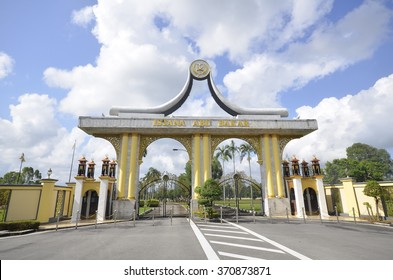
[204,233,264,242]
[189,219,219,260]
[210,240,285,254]
[218,251,265,260]
[200,228,249,234]
[197,224,237,229]
[224,220,312,260]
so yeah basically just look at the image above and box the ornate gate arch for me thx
[78,59,318,219]
[138,173,191,217]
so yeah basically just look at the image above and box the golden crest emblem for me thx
[190,59,210,79]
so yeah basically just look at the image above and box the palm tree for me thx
[214,146,232,176]
[240,143,256,178]
[142,167,161,199]
[226,140,239,174]
[226,140,240,205]
[240,143,256,208]
[215,145,232,203]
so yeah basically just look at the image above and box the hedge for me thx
[147,199,160,207]
[0,220,40,231]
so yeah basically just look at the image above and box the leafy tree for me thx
[324,143,393,184]
[324,159,349,184]
[195,179,222,219]
[363,180,388,220]
[0,171,19,184]
[0,167,41,184]
[178,161,192,189]
[197,179,222,203]
[211,157,223,180]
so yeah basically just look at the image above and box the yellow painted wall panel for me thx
[6,189,41,221]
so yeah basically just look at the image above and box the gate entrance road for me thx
[191,218,393,260]
[0,218,205,260]
[0,217,392,260]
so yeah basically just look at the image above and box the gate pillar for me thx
[127,133,140,200]
[71,176,84,222]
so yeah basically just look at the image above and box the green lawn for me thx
[139,207,152,215]
[214,199,263,212]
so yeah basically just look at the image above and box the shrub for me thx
[0,220,40,231]
[139,200,145,207]
[197,198,209,206]
[147,199,160,207]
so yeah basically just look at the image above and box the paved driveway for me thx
[1,216,392,260]
[0,218,205,260]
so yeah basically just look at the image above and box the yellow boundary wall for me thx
[325,178,393,218]
[0,180,74,223]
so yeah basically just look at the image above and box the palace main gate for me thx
[138,173,191,218]
[77,59,318,220]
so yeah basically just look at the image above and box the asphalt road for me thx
[143,202,189,218]
[196,218,393,260]
[0,218,205,260]
[0,217,392,260]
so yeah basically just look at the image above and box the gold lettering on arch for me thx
[153,119,186,127]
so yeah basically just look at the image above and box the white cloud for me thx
[284,73,393,163]
[44,0,346,117]
[0,94,111,184]
[224,0,392,109]
[0,52,14,79]
[140,138,189,177]
[4,0,392,185]
[44,43,191,116]
[71,6,95,27]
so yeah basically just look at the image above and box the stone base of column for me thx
[113,199,135,220]
[190,199,199,219]
[264,197,290,217]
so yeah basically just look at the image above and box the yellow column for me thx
[128,133,139,200]
[272,135,285,197]
[193,134,201,199]
[117,133,129,198]
[340,177,359,217]
[37,179,57,222]
[203,134,211,182]
[263,135,275,197]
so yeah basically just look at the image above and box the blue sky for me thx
[1,0,393,183]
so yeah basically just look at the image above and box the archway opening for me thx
[139,138,191,217]
[81,190,99,219]
[303,187,319,215]
[214,138,262,213]
[290,188,296,215]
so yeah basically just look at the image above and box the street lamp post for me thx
[234,173,240,212]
